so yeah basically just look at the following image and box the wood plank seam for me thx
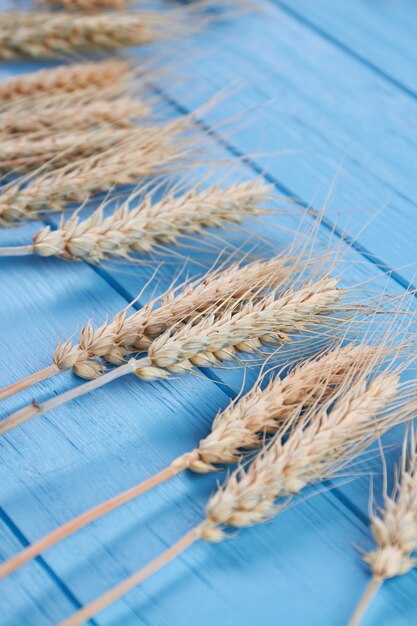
[0,507,100,624]
[154,85,417,295]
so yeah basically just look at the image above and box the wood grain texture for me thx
[1,1,417,625]
[276,0,417,96]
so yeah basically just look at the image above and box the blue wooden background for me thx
[1,1,417,625]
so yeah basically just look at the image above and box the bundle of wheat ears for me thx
[0,6,415,626]
[0,339,390,579]
[47,358,417,626]
[0,273,346,435]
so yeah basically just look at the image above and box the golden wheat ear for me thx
[347,429,417,626]
[0,127,138,173]
[0,8,213,58]
[0,179,270,259]
[0,96,151,136]
[0,338,378,579]
[55,369,416,626]
[0,275,345,434]
[0,59,133,102]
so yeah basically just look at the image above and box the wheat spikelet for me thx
[0,11,197,58]
[0,59,132,101]
[347,432,417,626]
[0,341,380,580]
[0,252,305,401]
[0,97,150,134]
[0,276,344,434]
[0,117,193,226]
[0,180,268,259]
[57,372,413,626]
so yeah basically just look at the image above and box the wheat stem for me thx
[58,523,205,626]
[0,456,190,579]
[0,365,59,401]
[0,245,33,256]
[347,578,382,626]
[0,361,135,435]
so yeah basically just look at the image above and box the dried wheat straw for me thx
[0,180,269,258]
[0,97,150,134]
[58,372,413,626]
[0,276,343,434]
[0,117,193,226]
[0,59,132,101]
[0,11,197,58]
[347,432,417,626]
[0,252,303,400]
[0,342,379,579]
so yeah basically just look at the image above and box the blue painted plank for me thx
[0,514,77,625]
[145,3,417,287]
[275,0,417,97]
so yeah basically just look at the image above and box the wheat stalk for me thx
[347,431,417,626]
[57,372,412,626]
[0,342,379,579]
[0,117,193,226]
[0,11,198,58]
[0,97,150,134]
[0,276,343,435]
[0,59,132,101]
[0,252,303,400]
[0,180,269,258]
